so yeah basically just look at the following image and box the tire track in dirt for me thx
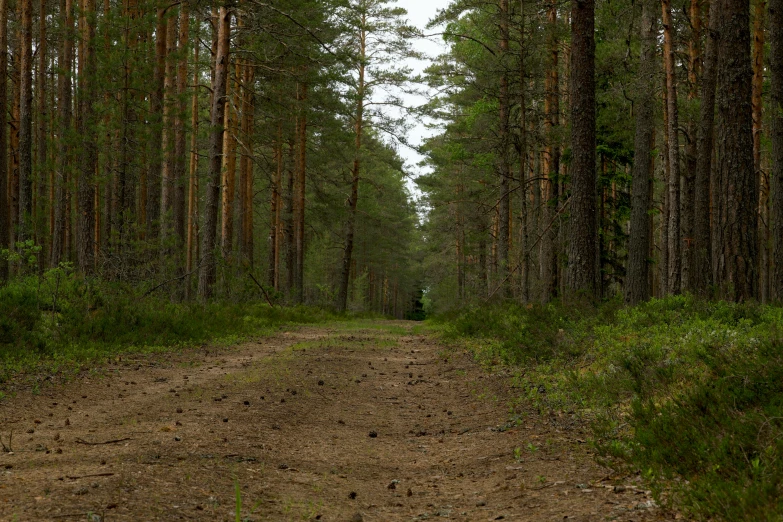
[0,321,671,521]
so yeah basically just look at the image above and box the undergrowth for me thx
[431,295,783,521]
[0,271,344,392]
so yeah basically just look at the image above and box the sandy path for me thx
[0,321,670,521]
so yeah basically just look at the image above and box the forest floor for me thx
[0,321,674,521]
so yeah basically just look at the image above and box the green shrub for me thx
[432,295,783,521]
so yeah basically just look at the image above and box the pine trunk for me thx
[625,0,657,304]
[662,0,681,294]
[567,0,597,295]
[198,5,230,299]
[716,0,758,301]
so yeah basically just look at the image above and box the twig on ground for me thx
[74,437,132,446]
[64,473,116,480]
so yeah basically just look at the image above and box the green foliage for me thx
[0,271,340,387]
[432,296,783,520]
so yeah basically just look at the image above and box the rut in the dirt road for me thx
[0,321,668,521]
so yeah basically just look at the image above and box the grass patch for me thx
[430,295,783,521]
[0,273,353,394]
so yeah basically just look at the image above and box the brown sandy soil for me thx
[0,321,675,521]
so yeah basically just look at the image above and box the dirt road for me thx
[0,321,669,521]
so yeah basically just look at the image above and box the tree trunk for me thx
[268,120,282,289]
[682,0,700,292]
[716,0,758,301]
[239,62,255,268]
[625,0,657,305]
[567,0,597,295]
[145,4,167,240]
[770,0,783,299]
[0,0,8,280]
[198,5,230,299]
[50,0,73,269]
[186,27,199,298]
[337,22,366,312]
[541,2,559,302]
[18,0,33,241]
[694,0,719,295]
[295,81,307,302]
[36,0,48,256]
[220,67,236,259]
[497,0,511,298]
[77,0,97,274]
[173,2,189,268]
[752,0,768,301]
[662,0,681,294]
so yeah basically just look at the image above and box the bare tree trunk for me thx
[716,0,757,301]
[769,0,783,299]
[752,0,768,301]
[541,2,559,302]
[173,2,189,272]
[186,27,199,299]
[694,0,719,295]
[0,0,8,280]
[239,62,255,268]
[36,0,48,256]
[198,5,230,299]
[220,67,236,259]
[295,81,307,302]
[625,0,658,304]
[567,0,597,295]
[682,0,700,292]
[50,0,73,269]
[77,0,97,274]
[497,0,511,298]
[662,0,681,294]
[337,23,366,312]
[18,0,33,241]
[145,4,167,240]
[268,120,282,289]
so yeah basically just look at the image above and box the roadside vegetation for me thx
[430,296,783,521]
[0,269,343,394]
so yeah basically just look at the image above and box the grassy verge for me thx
[429,295,783,521]
[0,273,346,396]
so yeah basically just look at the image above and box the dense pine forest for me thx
[3,0,783,519]
[0,0,421,315]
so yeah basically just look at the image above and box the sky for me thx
[389,0,450,190]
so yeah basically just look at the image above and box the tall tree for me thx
[770,0,783,299]
[625,0,658,305]
[715,0,757,301]
[18,0,33,241]
[0,0,8,280]
[661,0,681,294]
[694,0,719,295]
[566,0,597,295]
[77,0,97,273]
[198,5,231,299]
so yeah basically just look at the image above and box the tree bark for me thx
[295,81,307,302]
[752,0,768,301]
[145,4,167,240]
[173,2,189,264]
[682,0,700,292]
[541,2,559,302]
[625,0,657,305]
[186,26,199,298]
[770,0,783,299]
[716,0,758,301]
[198,5,230,299]
[497,0,511,298]
[0,0,8,280]
[18,0,33,241]
[567,0,597,296]
[662,0,681,294]
[50,0,73,269]
[77,0,97,274]
[694,0,719,294]
[36,0,48,255]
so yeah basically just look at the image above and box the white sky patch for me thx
[388,0,449,195]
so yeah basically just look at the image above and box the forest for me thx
[1,0,783,519]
